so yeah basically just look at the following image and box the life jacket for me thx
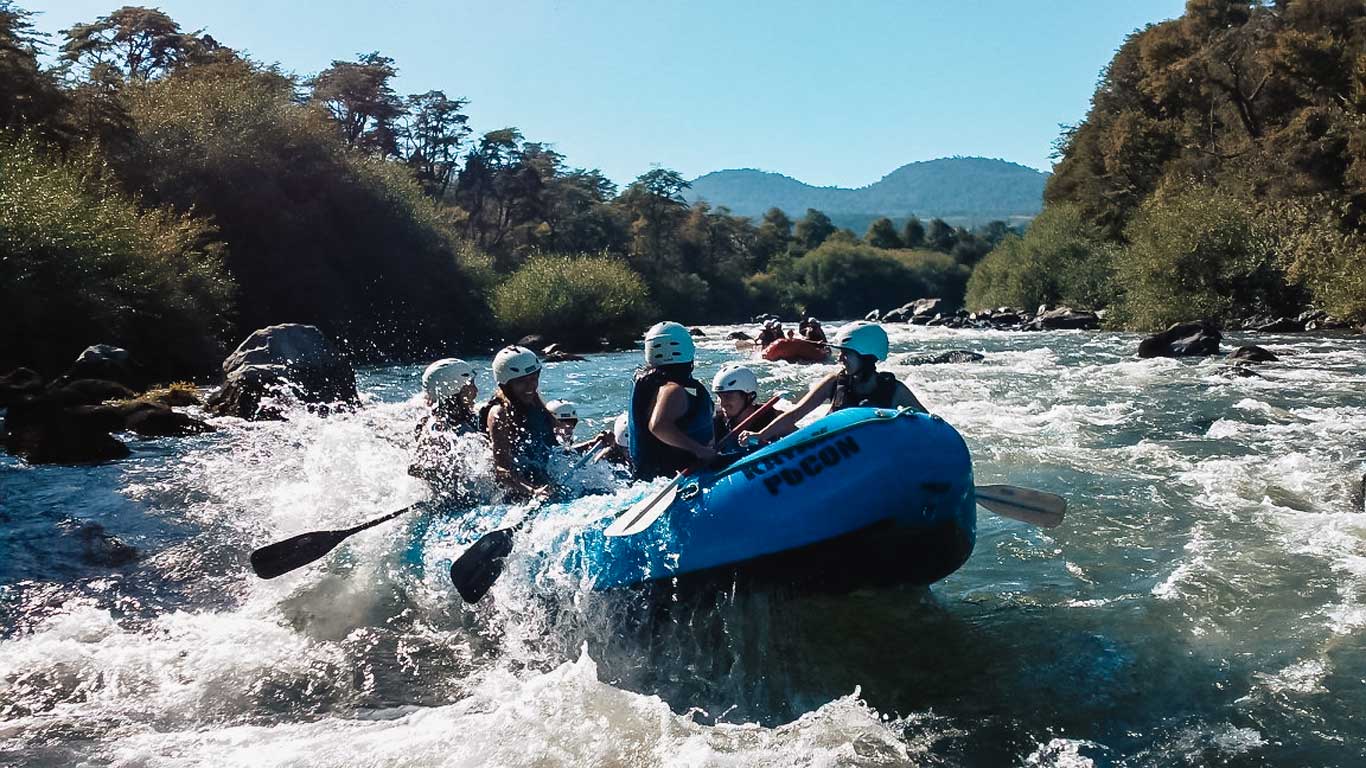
[830,371,901,411]
[628,367,714,481]
[713,406,778,453]
[479,396,558,485]
[416,400,478,441]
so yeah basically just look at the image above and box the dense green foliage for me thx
[0,132,234,377]
[493,255,654,348]
[1016,0,1366,326]
[121,59,496,361]
[753,241,970,319]
[965,205,1116,312]
[1112,186,1297,329]
[0,1,1033,381]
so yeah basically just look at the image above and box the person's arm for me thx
[893,381,928,413]
[487,405,549,497]
[649,383,717,461]
[745,373,838,443]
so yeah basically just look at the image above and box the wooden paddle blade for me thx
[250,528,350,579]
[450,527,517,603]
[604,483,679,538]
[975,484,1067,528]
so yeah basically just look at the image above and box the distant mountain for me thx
[686,157,1047,228]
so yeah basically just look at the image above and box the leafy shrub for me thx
[0,132,235,378]
[760,241,970,318]
[1113,186,1298,330]
[1272,199,1366,322]
[122,59,493,361]
[493,254,654,348]
[965,204,1116,312]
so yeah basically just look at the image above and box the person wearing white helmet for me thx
[628,321,716,480]
[800,317,827,343]
[545,399,579,445]
[480,345,560,500]
[742,321,925,445]
[756,319,783,348]
[409,358,481,494]
[711,364,781,452]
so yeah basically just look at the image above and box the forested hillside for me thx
[969,0,1366,328]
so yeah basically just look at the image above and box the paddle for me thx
[250,504,417,580]
[449,444,609,603]
[604,393,784,538]
[975,484,1066,528]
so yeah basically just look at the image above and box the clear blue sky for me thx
[25,0,1186,188]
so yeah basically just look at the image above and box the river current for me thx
[2,324,1364,767]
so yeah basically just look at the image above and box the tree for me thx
[61,6,207,81]
[399,90,469,197]
[309,51,403,154]
[865,217,903,249]
[794,208,835,251]
[752,207,793,270]
[902,216,926,248]
[925,218,957,252]
[0,1,67,137]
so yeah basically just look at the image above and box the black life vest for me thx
[713,406,778,452]
[830,371,901,411]
[628,367,714,481]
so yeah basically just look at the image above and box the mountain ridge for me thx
[686,156,1047,226]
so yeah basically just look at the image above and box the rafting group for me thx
[250,319,1065,601]
[410,320,924,504]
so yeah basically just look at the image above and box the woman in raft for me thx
[742,321,926,446]
[711,364,782,452]
[480,346,561,501]
[409,358,480,493]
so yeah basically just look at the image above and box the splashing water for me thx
[2,326,1364,766]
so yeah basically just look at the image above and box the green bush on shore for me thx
[1112,186,1298,330]
[755,241,970,318]
[965,204,1115,313]
[0,131,235,378]
[493,254,654,348]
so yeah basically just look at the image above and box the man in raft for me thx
[711,364,781,452]
[409,358,482,494]
[801,317,827,343]
[742,321,926,445]
[481,345,561,500]
[628,321,717,480]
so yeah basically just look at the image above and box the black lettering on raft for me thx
[753,436,862,495]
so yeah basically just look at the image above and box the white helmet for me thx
[712,364,758,395]
[643,321,695,365]
[613,412,630,447]
[834,321,889,361]
[422,358,475,402]
[545,399,577,420]
[492,345,542,385]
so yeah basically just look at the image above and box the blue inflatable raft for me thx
[419,407,977,595]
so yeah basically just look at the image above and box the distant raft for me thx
[464,407,975,596]
[762,338,831,363]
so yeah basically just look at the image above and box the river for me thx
[2,324,1364,766]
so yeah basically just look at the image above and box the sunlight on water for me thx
[2,325,1364,766]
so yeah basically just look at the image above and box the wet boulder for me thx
[541,343,587,363]
[1137,321,1222,358]
[86,401,214,437]
[688,327,707,337]
[909,298,943,323]
[208,324,358,420]
[0,368,45,407]
[2,396,130,464]
[1228,345,1277,364]
[1251,316,1302,333]
[71,521,139,567]
[881,305,912,323]
[726,331,752,341]
[53,344,146,390]
[903,350,985,365]
[1026,307,1101,331]
[45,379,137,407]
[516,334,549,351]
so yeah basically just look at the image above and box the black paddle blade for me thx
[449,528,516,603]
[250,529,350,579]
